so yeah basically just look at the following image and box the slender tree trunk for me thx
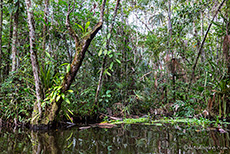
[42,0,49,57]
[167,0,172,58]
[94,0,120,107]
[168,0,173,103]
[11,0,19,72]
[26,0,44,126]
[6,15,13,77]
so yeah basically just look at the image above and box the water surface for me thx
[0,124,229,153]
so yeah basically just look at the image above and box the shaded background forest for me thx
[0,0,229,125]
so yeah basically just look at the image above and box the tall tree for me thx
[42,0,49,57]
[6,15,13,77]
[25,0,44,125]
[11,0,19,72]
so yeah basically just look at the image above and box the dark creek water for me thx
[0,124,230,154]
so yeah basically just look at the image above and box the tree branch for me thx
[100,0,106,23]
[65,2,80,47]
[134,13,154,34]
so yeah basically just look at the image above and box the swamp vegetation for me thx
[0,0,230,130]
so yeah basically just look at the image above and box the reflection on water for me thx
[0,124,230,154]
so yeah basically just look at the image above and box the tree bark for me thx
[166,0,172,103]
[6,15,13,77]
[42,0,49,57]
[11,0,19,72]
[26,0,44,125]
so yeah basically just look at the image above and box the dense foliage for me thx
[0,0,229,125]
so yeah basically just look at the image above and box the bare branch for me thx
[108,0,120,39]
[139,71,153,81]
[65,2,80,46]
[134,13,154,34]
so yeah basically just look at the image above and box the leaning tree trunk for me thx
[26,0,44,126]
[38,0,107,127]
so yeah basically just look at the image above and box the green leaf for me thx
[61,93,65,99]
[66,64,71,73]
[104,49,108,55]
[76,23,84,31]
[116,59,121,64]
[85,21,90,32]
[106,71,111,76]
[56,95,61,102]
[107,50,112,55]
[65,112,73,123]
[45,51,51,59]
[60,63,69,66]
[68,90,73,93]
[65,98,71,104]
[103,41,106,47]
[67,108,74,115]
[107,33,111,39]
[109,62,114,70]
[51,91,57,102]
[45,52,57,62]
[98,49,103,56]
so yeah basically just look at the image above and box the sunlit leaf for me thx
[65,98,71,104]
[76,23,84,31]
[98,48,103,56]
[116,59,121,64]
[85,21,90,32]
[66,64,71,73]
